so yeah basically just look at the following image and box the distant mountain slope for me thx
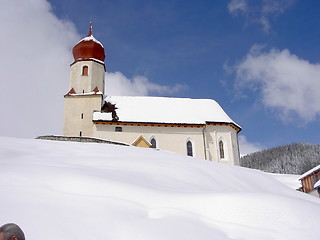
[240,143,320,174]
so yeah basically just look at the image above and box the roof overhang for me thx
[93,120,241,132]
[206,121,242,133]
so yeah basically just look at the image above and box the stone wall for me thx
[36,135,128,146]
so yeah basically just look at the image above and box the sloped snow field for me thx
[0,137,319,240]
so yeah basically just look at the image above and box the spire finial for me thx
[87,21,93,36]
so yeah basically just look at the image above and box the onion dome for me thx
[72,22,105,63]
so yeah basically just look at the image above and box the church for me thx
[63,24,241,165]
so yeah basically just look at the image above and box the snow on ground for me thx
[0,137,319,240]
[268,173,301,190]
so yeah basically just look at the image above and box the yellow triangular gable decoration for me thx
[132,135,151,148]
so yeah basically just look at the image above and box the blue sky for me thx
[1,0,320,154]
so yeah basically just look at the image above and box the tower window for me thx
[80,131,82,137]
[187,141,193,157]
[81,113,84,119]
[115,126,122,132]
[150,138,156,148]
[82,66,88,75]
[219,140,225,159]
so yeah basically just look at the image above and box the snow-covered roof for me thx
[299,164,320,180]
[93,96,240,129]
[77,34,104,47]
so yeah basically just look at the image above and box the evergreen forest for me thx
[240,143,320,174]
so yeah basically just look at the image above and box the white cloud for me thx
[0,0,186,138]
[227,0,295,33]
[238,135,263,156]
[105,72,187,96]
[261,0,294,14]
[228,0,248,16]
[259,0,295,33]
[234,45,320,123]
[0,0,79,138]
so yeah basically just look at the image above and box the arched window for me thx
[219,140,225,159]
[150,138,156,148]
[82,66,88,75]
[115,126,122,132]
[187,141,193,157]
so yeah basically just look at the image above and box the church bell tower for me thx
[63,22,106,137]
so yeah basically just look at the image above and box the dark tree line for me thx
[240,143,320,174]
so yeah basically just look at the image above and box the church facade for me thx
[63,24,241,165]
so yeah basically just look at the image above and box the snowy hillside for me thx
[0,137,319,240]
[240,142,320,174]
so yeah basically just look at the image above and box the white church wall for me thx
[70,61,105,94]
[231,130,241,165]
[204,125,239,165]
[63,94,103,137]
[93,124,206,159]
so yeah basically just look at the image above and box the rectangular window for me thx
[81,113,84,119]
[82,66,89,75]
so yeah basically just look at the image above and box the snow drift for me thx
[0,137,319,240]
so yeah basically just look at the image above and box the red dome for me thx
[72,23,105,63]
